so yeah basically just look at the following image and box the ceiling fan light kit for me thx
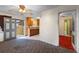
[19,5,26,13]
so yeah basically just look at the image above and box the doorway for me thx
[58,10,76,51]
[16,19,25,37]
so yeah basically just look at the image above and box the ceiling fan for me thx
[19,5,32,13]
[19,5,26,13]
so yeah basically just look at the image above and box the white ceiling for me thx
[0,5,58,18]
[26,5,58,12]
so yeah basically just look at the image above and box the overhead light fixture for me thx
[19,5,33,18]
[36,17,40,19]
[19,5,26,13]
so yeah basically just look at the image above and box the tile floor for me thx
[16,35,40,40]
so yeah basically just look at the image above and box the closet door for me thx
[11,19,16,39]
[4,17,11,40]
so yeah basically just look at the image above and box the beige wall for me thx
[40,8,59,46]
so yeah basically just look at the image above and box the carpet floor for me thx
[0,39,76,53]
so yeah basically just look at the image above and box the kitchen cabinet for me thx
[25,17,39,36]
